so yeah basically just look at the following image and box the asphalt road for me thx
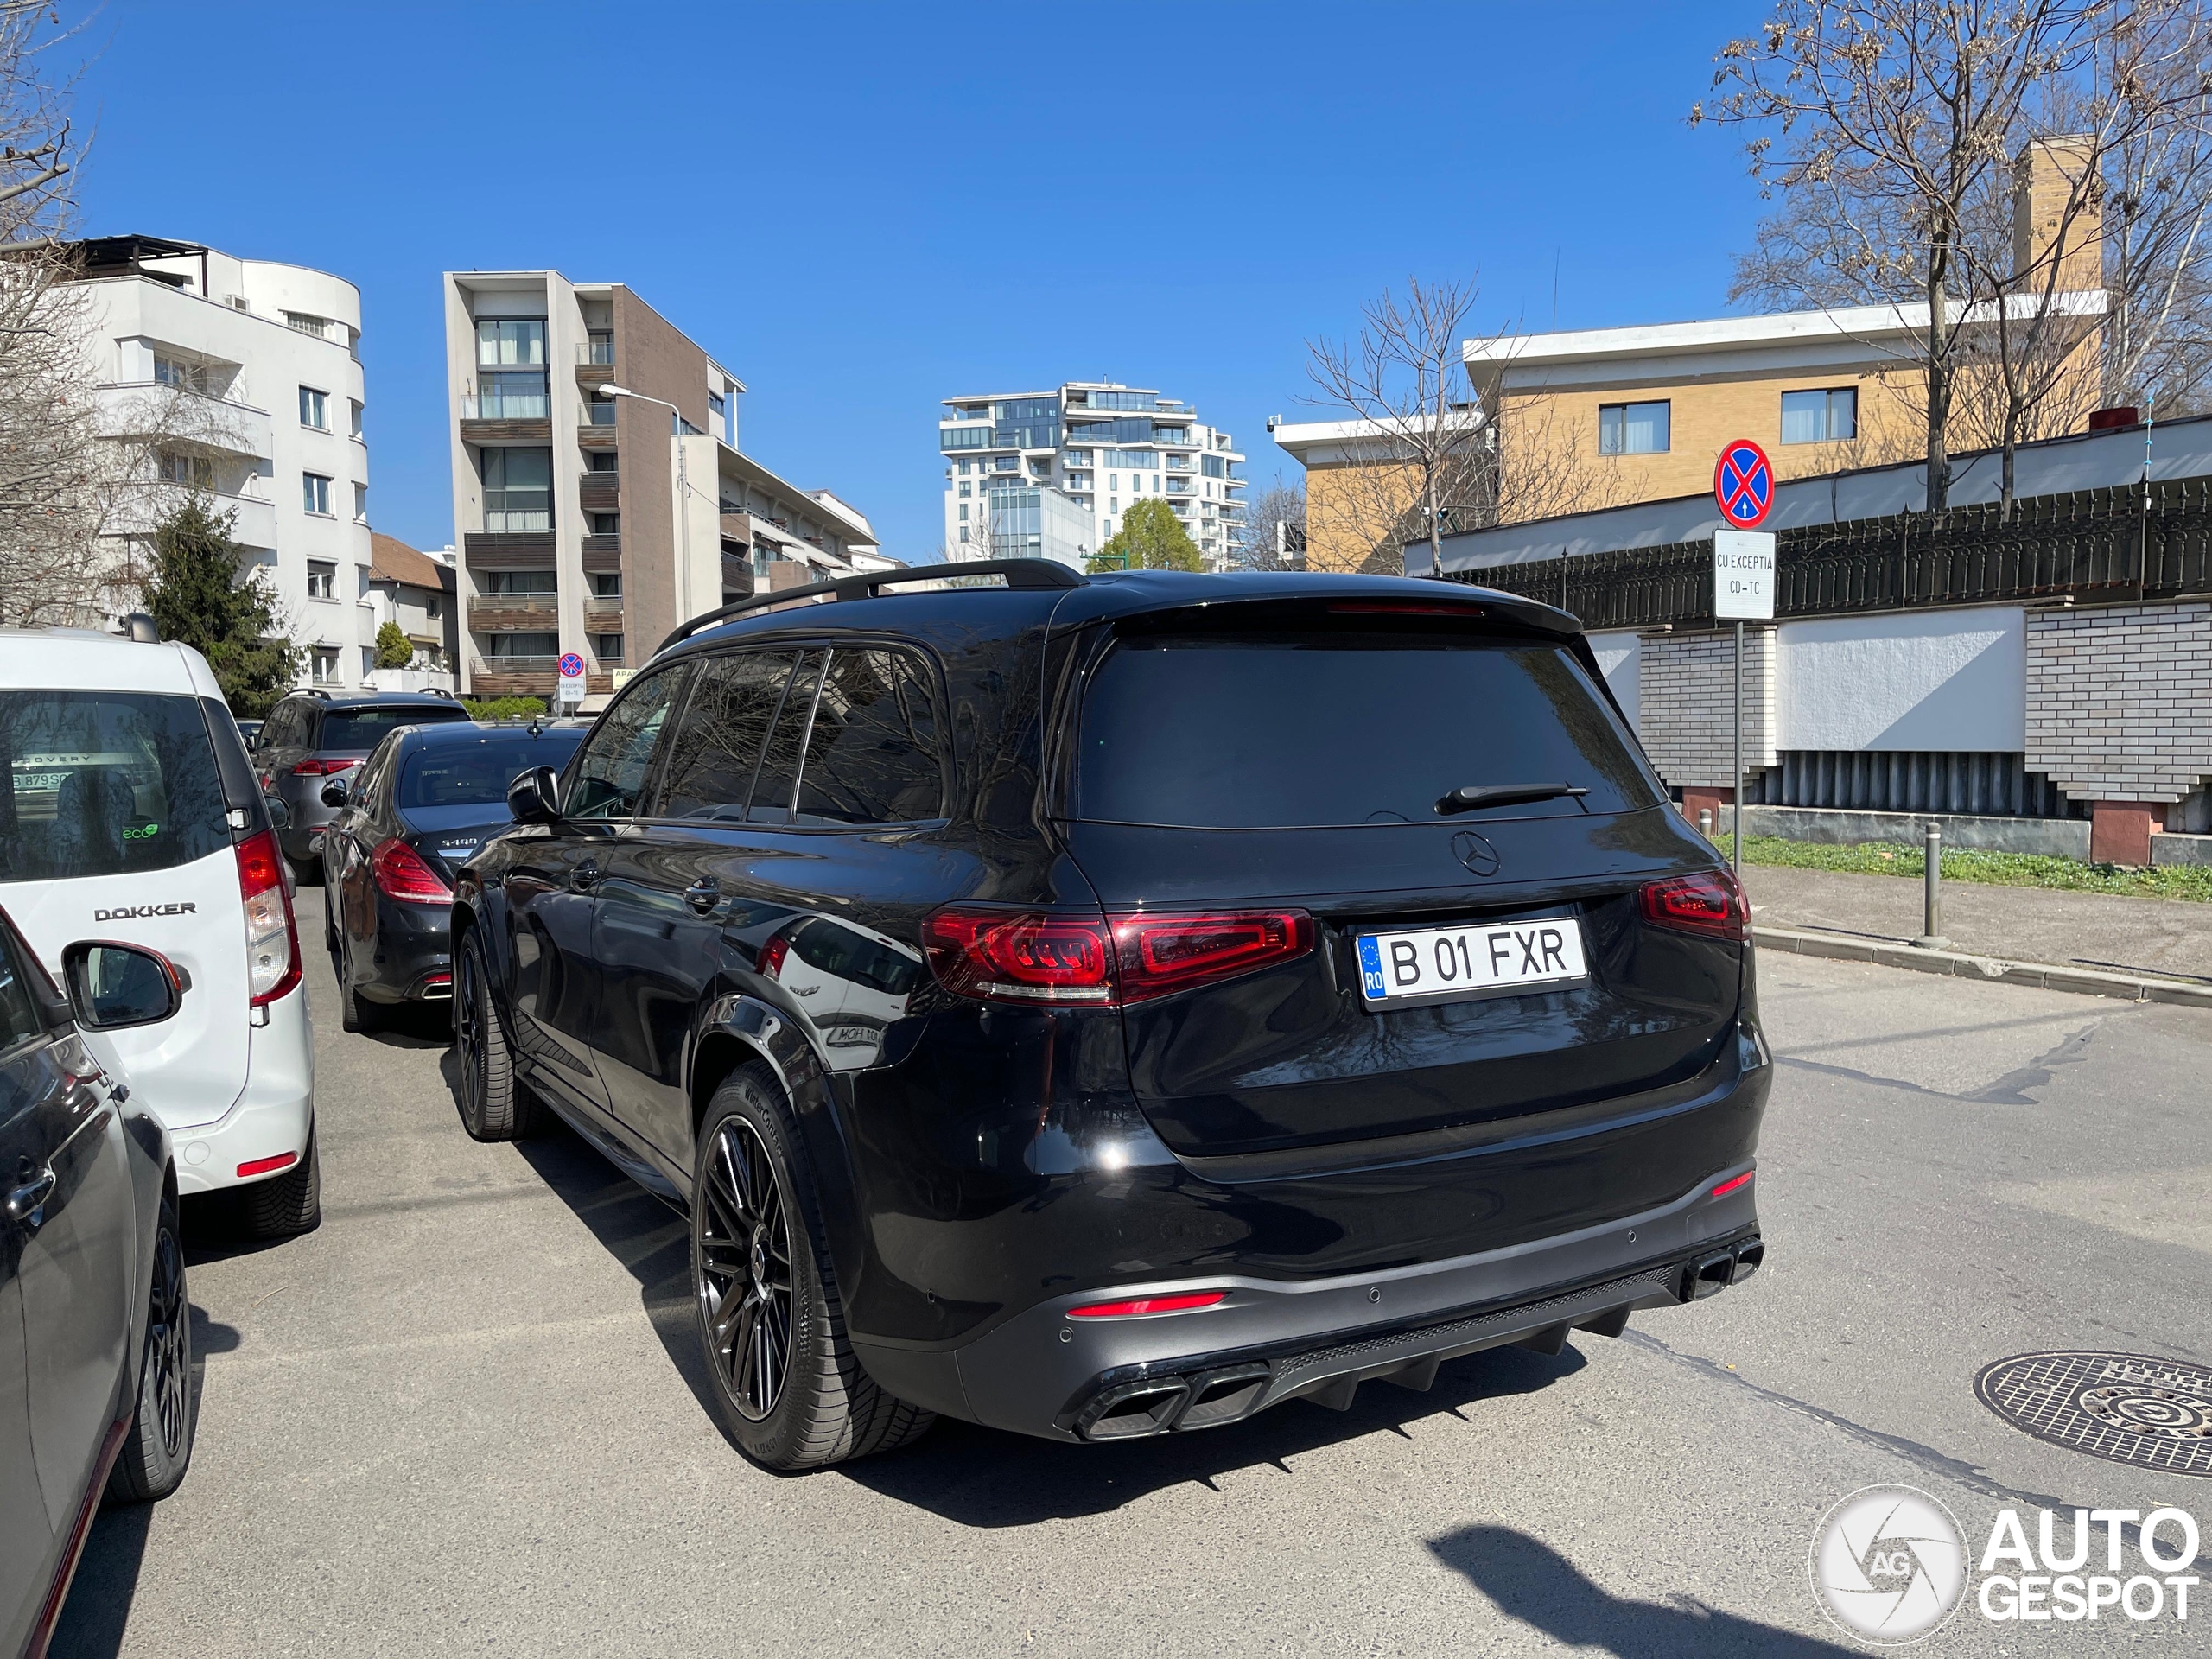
[53,888,2212,1656]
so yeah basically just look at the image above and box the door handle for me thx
[684,878,720,915]
[570,860,601,893]
[7,1164,56,1226]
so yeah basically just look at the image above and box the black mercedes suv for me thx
[451,562,1770,1471]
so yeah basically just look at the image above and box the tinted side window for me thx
[565,667,687,820]
[746,651,826,826]
[652,651,798,822]
[792,648,946,826]
[259,701,302,752]
[0,690,231,882]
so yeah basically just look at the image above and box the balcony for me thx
[97,385,274,461]
[578,474,620,513]
[467,657,615,696]
[106,485,277,550]
[467,595,558,630]
[459,392,551,443]
[582,597,623,627]
[578,339,615,367]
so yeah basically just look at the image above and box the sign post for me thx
[556,651,586,709]
[1713,441,1777,874]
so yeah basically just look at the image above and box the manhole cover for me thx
[1975,1351,2212,1476]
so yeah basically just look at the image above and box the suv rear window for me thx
[320,705,470,753]
[0,690,230,881]
[1073,632,1659,830]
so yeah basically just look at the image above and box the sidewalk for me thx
[1739,862,2212,982]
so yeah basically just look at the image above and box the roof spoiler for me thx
[658,559,1086,653]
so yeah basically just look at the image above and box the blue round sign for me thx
[1714,439,1774,528]
[557,652,585,678]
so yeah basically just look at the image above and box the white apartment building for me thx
[66,235,375,690]
[939,383,1246,569]
[444,270,882,700]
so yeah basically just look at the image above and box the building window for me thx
[299,386,328,429]
[707,391,725,419]
[307,562,336,600]
[350,398,365,437]
[285,312,332,340]
[957,504,969,522]
[1598,400,1670,455]
[588,450,619,473]
[480,569,558,595]
[590,632,624,664]
[957,526,969,543]
[957,482,971,498]
[302,473,333,515]
[153,353,209,394]
[585,330,613,366]
[959,461,974,476]
[589,572,622,598]
[589,512,620,536]
[483,632,558,658]
[361,647,378,681]
[156,450,213,489]
[423,594,442,620]
[476,371,549,419]
[481,448,552,532]
[353,484,368,521]
[311,645,340,683]
[475,318,546,366]
[1781,386,1858,445]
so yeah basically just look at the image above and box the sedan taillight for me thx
[235,829,301,1006]
[292,757,362,776]
[922,906,1315,1007]
[1639,870,1749,942]
[371,838,452,906]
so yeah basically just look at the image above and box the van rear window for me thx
[0,691,230,881]
[1073,633,1659,830]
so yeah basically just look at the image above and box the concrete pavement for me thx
[52,891,2212,1656]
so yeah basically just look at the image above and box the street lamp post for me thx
[596,383,699,635]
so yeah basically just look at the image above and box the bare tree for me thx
[1304,277,1493,575]
[1234,472,1305,569]
[1698,0,2121,514]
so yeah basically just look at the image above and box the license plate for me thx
[1356,916,1588,1007]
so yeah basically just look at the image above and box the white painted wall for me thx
[1775,605,2025,752]
[1586,630,1640,729]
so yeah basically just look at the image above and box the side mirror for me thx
[319,775,350,808]
[507,765,562,825]
[61,942,186,1030]
[264,791,292,830]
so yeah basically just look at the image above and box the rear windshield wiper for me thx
[1435,783,1589,816]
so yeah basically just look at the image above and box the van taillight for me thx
[1638,870,1749,942]
[235,828,301,1005]
[923,907,1314,1007]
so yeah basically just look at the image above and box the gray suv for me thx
[252,691,472,874]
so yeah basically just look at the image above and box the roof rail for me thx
[658,558,1087,653]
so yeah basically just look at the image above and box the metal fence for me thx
[1447,480,2212,627]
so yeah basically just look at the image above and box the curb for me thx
[1751,925,2212,1009]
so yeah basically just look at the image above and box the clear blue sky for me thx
[76,1,1765,564]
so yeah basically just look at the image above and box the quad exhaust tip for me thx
[1681,1235,1764,1302]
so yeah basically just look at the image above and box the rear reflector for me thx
[1711,1171,1754,1198]
[237,1151,298,1179]
[923,906,1315,1007]
[1639,869,1749,942]
[1066,1291,1228,1320]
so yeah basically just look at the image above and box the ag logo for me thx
[1810,1484,1968,1645]
[1450,831,1502,878]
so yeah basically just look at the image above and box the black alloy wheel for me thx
[696,1115,794,1422]
[453,929,540,1141]
[106,1193,194,1503]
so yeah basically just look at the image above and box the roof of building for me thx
[371,532,454,592]
[1417,412,2210,575]
[1271,410,1484,466]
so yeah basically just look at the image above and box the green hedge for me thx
[461,696,548,721]
[1738,834,2212,902]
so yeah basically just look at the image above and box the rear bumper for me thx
[867,1166,1762,1443]
[170,982,315,1194]
[359,896,454,1004]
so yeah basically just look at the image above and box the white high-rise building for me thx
[65,235,376,690]
[939,383,1245,569]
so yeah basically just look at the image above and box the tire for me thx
[453,927,544,1141]
[240,1126,321,1238]
[691,1064,933,1471]
[106,1192,194,1503]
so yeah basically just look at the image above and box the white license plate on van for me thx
[1356,917,1587,1007]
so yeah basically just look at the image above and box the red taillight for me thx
[922,907,1315,1007]
[1639,870,1749,942]
[922,909,1116,1004]
[237,1151,298,1179]
[1066,1291,1227,1319]
[235,828,301,1006]
[1110,910,1314,1003]
[291,756,362,776]
[371,837,452,906]
[1712,1171,1753,1198]
[759,934,791,979]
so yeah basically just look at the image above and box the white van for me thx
[0,630,317,1235]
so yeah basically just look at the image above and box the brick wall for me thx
[1636,626,1777,790]
[2025,602,2212,804]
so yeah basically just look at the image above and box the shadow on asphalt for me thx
[1427,1524,1859,1656]
[356,1001,451,1049]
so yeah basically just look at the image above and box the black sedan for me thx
[321,721,585,1032]
[2,906,193,1658]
